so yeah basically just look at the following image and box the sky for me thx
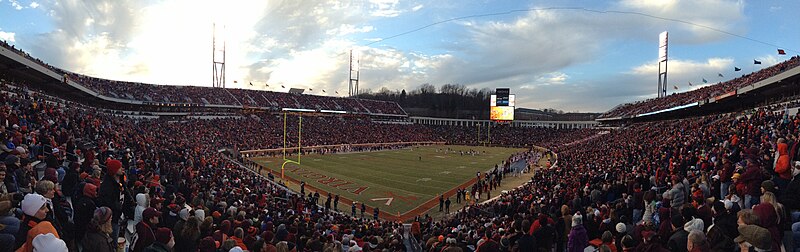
[0,0,798,112]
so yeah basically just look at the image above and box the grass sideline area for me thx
[249,145,524,220]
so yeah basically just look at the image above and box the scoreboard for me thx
[490,88,514,121]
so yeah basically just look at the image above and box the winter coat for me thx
[73,194,97,242]
[143,242,172,252]
[781,173,800,210]
[775,143,791,180]
[667,228,689,252]
[740,165,763,197]
[133,221,156,252]
[81,230,116,252]
[567,225,588,252]
[134,193,147,225]
[97,174,124,222]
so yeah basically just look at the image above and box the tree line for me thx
[357,84,494,119]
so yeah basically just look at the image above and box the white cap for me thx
[179,208,191,221]
[32,233,67,252]
[22,194,47,217]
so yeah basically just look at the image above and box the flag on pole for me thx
[718,73,724,78]
[265,83,269,87]
[754,60,761,64]
[281,85,285,88]
[322,90,326,93]
[734,67,741,71]
[673,85,678,90]
[688,81,692,86]
[778,49,786,55]
[702,78,708,83]
[335,91,339,94]
[309,88,313,91]
[249,82,253,86]
[234,80,238,84]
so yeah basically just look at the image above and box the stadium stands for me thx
[6,38,800,252]
[600,56,800,119]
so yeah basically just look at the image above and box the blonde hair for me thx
[276,241,289,252]
[35,180,55,195]
[100,218,113,234]
[761,191,786,224]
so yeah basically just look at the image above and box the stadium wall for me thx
[409,116,597,129]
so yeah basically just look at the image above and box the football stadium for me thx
[0,1,799,252]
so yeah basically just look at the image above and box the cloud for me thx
[15,0,750,112]
[755,54,783,67]
[327,24,374,36]
[629,58,733,76]
[29,1,39,8]
[369,0,401,17]
[10,0,22,10]
[615,0,746,43]
[0,30,15,42]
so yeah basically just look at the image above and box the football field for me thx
[249,145,524,220]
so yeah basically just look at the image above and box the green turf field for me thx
[250,145,524,216]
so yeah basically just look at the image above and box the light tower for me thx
[212,23,226,88]
[349,49,360,97]
[657,31,668,98]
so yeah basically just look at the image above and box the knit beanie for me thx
[106,158,122,175]
[83,183,98,198]
[22,193,47,217]
[32,233,68,252]
[155,227,173,244]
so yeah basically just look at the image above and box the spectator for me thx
[81,207,115,252]
[174,216,201,252]
[735,224,773,252]
[686,230,709,252]
[567,213,588,252]
[31,233,68,252]
[144,228,174,252]
[16,194,59,252]
[97,158,130,241]
[667,214,689,252]
[133,207,161,252]
[15,193,49,250]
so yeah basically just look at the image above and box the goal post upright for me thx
[281,112,302,179]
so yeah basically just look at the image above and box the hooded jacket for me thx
[134,193,148,225]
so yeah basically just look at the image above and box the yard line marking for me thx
[416,178,431,182]
[371,197,394,206]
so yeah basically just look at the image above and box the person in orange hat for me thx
[74,183,98,242]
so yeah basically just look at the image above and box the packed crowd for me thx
[0,79,593,252]
[9,47,800,252]
[0,41,406,116]
[428,125,598,149]
[63,71,407,116]
[601,56,800,118]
